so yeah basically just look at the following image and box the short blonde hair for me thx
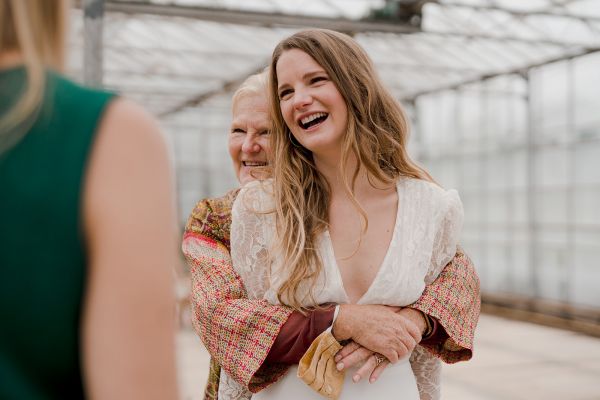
[0,0,68,153]
[231,69,269,111]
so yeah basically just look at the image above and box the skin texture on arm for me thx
[81,99,179,399]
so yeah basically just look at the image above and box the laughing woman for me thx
[184,73,479,400]
[229,29,467,399]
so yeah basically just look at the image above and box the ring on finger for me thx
[374,353,386,366]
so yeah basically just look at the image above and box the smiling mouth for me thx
[298,112,328,130]
[242,161,268,167]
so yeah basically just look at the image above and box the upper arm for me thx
[81,98,179,399]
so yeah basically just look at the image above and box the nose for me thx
[293,88,312,110]
[241,134,261,154]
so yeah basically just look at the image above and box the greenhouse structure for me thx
[75,0,600,327]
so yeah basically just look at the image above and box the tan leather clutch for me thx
[297,330,345,399]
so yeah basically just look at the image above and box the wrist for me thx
[332,304,353,341]
[401,308,429,337]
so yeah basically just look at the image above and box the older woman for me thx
[183,71,479,400]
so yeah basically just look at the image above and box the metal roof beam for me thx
[419,29,593,49]
[103,1,595,47]
[104,0,420,34]
[403,47,600,100]
[158,61,269,118]
[436,1,600,23]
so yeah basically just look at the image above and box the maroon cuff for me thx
[264,307,335,364]
[420,316,447,346]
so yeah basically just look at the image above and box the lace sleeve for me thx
[219,370,253,400]
[231,179,276,300]
[425,190,464,285]
[410,346,441,400]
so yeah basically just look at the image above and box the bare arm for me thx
[82,99,179,400]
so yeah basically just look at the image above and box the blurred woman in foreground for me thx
[0,1,179,398]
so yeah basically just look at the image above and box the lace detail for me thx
[219,370,253,400]
[231,180,276,300]
[425,186,464,285]
[230,177,464,398]
[410,346,442,400]
[350,178,464,306]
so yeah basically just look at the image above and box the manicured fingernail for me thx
[370,378,376,384]
[353,375,360,383]
[336,362,344,371]
[334,354,341,362]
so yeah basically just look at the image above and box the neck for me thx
[314,151,394,201]
[0,51,24,69]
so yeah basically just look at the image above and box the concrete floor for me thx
[177,314,600,400]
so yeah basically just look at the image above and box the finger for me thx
[404,319,422,343]
[386,339,408,363]
[382,338,402,363]
[337,347,373,371]
[335,341,360,362]
[369,359,390,383]
[382,346,399,364]
[352,354,378,383]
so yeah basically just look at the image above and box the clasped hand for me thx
[332,305,423,383]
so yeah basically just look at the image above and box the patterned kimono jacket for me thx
[182,189,480,400]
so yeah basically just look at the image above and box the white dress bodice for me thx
[231,177,463,308]
[221,177,464,400]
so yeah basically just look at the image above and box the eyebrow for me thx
[230,120,243,130]
[277,69,327,91]
[303,69,326,79]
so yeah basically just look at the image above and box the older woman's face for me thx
[229,94,271,185]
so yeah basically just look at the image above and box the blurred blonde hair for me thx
[268,29,433,310]
[0,0,68,153]
[232,69,269,111]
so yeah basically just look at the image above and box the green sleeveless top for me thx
[0,67,115,399]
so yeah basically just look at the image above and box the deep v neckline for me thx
[323,180,403,305]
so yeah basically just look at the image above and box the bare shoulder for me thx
[84,97,175,235]
[89,97,172,187]
[99,97,168,152]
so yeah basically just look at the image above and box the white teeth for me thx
[300,112,327,126]
[243,161,267,167]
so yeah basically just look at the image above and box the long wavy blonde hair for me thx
[268,29,433,310]
[0,0,67,153]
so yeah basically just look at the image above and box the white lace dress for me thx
[219,177,463,400]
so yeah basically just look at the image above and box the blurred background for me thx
[70,0,600,398]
